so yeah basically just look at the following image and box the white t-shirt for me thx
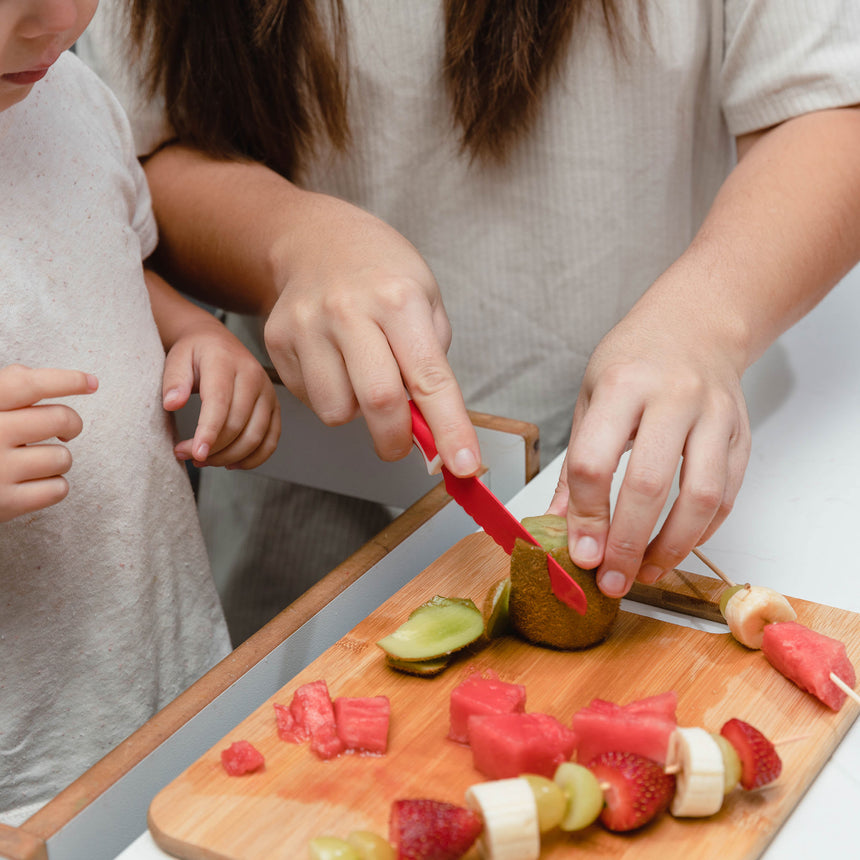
[79,0,860,457]
[0,52,231,824]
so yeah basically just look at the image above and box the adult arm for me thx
[143,145,481,476]
[550,106,860,596]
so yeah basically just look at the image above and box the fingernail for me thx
[163,388,181,407]
[598,570,629,597]
[86,373,99,391]
[639,564,664,585]
[194,443,209,462]
[452,448,479,476]
[572,535,600,567]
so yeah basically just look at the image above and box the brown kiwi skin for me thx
[508,538,620,649]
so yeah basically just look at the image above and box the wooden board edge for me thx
[20,482,453,841]
[468,409,540,481]
[0,825,47,860]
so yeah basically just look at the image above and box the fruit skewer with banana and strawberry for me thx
[693,547,859,711]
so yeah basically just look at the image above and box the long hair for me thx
[129,1,641,178]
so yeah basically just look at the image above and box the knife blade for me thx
[409,401,587,614]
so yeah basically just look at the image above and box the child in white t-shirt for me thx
[0,1,280,822]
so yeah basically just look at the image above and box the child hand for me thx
[0,365,98,522]
[161,319,281,470]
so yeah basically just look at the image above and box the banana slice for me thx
[465,778,540,860]
[667,727,725,817]
[722,585,797,649]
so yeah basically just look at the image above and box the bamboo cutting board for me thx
[149,533,860,860]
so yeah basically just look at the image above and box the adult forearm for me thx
[632,106,860,369]
[143,144,311,315]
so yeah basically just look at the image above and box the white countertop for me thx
[108,262,860,858]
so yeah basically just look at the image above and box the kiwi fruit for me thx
[509,516,620,649]
[521,515,569,552]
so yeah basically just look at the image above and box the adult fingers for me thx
[0,365,97,411]
[563,385,642,571]
[595,410,689,597]
[638,391,750,581]
[385,302,479,477]
[264,298,359,423]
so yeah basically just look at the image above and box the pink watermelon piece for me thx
[468,711,577,779]
[274,679,345,758]
[448,670,527,744]
[333,695,391,754]
[221,740,265,776]
[572,692,677,766]
[761,621,856,711]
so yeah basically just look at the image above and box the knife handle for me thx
[409,401,443,475]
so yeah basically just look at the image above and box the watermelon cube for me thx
[334,696,391,754]
[274,679,345,758]
[468,711,577,779]
[761,621,856,711]
[572,692,677,765]
[448,670,527,744]
[221,740,265,776]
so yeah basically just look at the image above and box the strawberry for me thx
[587,750,675,832]
[389,798,482,860]
[720,718,782,790]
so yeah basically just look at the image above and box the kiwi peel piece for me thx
[385,654,451,677]
[482,577,511,640]
[376,595,484,662]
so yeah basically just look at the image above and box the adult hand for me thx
[263,197,481,476]
[547,301,751,598]
[0,365,98,521]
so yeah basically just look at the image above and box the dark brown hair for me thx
[129,1,640,177]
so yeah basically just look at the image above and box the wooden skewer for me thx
[691,547,736,587]
[830,671,860,706]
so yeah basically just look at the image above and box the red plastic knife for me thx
[409,402,587,615]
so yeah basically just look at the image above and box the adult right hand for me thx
[0,365,98,522]
[263,196,482,477]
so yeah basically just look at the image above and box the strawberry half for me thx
[588,750,675,832]
[390,798,482,860]
[720,718,782,790]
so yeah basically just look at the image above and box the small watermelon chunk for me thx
[274,679,345,759]
[334,695,391,754]
[448,670,527,744]
[572,692,677,765]
[468,711,577,779]
[761,621,856,711]
[221,740,265,776]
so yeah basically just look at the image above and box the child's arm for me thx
[144,268,280,469]
[0,365,98,522]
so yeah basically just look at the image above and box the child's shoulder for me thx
[18,51,140,165]
[48,51,129,125]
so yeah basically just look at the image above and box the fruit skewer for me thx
[693,547,859,709]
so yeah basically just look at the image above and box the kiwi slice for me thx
[376,596,484,662]
[508,539,620,650]
[482,577,511,640]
